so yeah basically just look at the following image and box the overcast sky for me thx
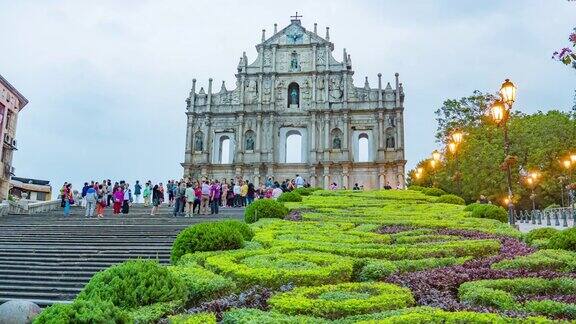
[1,0,574,191]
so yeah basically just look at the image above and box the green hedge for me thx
[170,312,217,324]
[277,191,303,202]
[77,260,187,309]
[407,185,425,191]
[548,227,576,252]
[293,187,320,196]
[222,309,327,324]
[168,264,236,303]
[468,204,508,223]
[171,221,246,263]
[244,199,289,223]
[358,257,469,281]
[525,228,559,244]
[492,249,576,273]
[269,282,414,319]
[33,299,130,324]
[204,249,354,289]
[463,202,483,212]
[422,187,446,197]
[435,194,465,205]
[459,277,576,318]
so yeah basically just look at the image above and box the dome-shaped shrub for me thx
[422,187,446,197]
[525,227,559,244]
[244,199,289,224]
[548,228,576,252]
[277,191,303,202]
[171,221,245,263]
[77,260,187,309]
[435,194,465,205]
[33,299,130,324]
[468,204,508,223]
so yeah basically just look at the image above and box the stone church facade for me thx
[182,18,406,189]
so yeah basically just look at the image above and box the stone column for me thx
[309,166,317,187]
[312,44,317,70]
[203,116,210,155]
[268,114,275,161]
[323,112,330,161]
[237,113,244,162]
[272,45,277,73]
[207,78,213,112]
[342,164,350,189]
[310,112,317,155]
[396,113,402,149]
[258,74,263,109]
[378,112,384,150]
[185,114,194,163]
[240,75,246,108]
[323,165,330,189]
[255,113,262,154]
[377,73,383,108]
[254,165,260,186]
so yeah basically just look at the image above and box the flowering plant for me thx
[552,28,576,68]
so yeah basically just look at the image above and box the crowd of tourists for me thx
[58,174,310,218]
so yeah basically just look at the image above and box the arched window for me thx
[245,130,255,151]
[285,130,302,163]
[194,131,204,152]
[287,82,300,107]
[358,133,369,162]
[219,136,231,164]
[331,128,343,149]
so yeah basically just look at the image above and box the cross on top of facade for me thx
[290,12,302,20]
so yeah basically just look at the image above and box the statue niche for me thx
[245,130,255,151]
[288,82,300,108]
[194,131,204,152]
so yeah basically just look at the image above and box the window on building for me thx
[36,192,47,201]
[285,131,302,163]
[219,136,231,164]
[358,133,369,162]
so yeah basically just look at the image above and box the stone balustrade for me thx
[3,199,61,215]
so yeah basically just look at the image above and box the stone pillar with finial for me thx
[314,23,317,34]
[377,73,383,108]
[207,78,213,112]
[325,27,330,41]
[273,23,277,34]
[395,73,400,108]
[261,29,265,42]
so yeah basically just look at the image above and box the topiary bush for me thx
[293,187,320,196]
[421,187,446,197]
[492,249,576,273]
[463,202,483,212]
[77,260,188,309]
[277,191,303,202]
[168,264,236,303]
[525,227,559,244]
[548,228,576,252]
[170,312,217,324]
[468,204,508,223]
[204,249,354,289]
[171,221,245,263]
[244,199,289,224]
[268,282,414,319]
[33,299,130,324]
[435,194,465,205]
[218,219,254,241]
[407,185,425,191]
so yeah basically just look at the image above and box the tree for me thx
[434,91,496,141]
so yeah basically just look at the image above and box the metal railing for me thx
[515,207,575,228]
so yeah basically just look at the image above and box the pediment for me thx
[260,21,330,48]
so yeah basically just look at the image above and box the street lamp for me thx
[451,131,463,145]
[524,171,540,211]
[432,150,441,162]
[448,142,457,154]
[571,153,576,164]
[491,78,517,226]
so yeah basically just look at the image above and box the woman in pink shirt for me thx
[113,188,124,214]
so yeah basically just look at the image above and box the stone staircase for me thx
[0,204,244,306]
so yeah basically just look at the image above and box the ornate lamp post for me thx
[430,150,441,187]
[524,171,540,211]
[448,130,464,195]
[490,78,517,226]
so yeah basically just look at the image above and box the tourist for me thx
[81,182,90,208]
[193,182,202,214]
[134,180,142,204]
[287,179,296,191]
[233,180,241,207]
[295,174,304,188]
[384,182,392,190]
[106,180,113,206]
[240,180,248,206]
[96,184,106,218]
[201,180,210,214]
[167,180,175,207]
[210,180,221,215]
[151,184,161,216]
[353,183,360,190]
[184,182,195,217]
[143,182,151,207]
[60,182,68,208]
[226,183,234,207]
[265,177,273,188]
[158,182,165,204]
[246,182,255,205]
[63,183,73,216]
[173,181,186,217]
[121,184,130,214]
[113,186,123,214]
[221,179,229,208]
[272,183,283,200]
[84,185,97,217]
[329,182,338,190]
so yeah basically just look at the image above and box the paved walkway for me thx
[0,204,244,306]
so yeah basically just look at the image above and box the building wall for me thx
[182,19,406,189]
[0,76,27,200]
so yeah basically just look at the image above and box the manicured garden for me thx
[34,189,576,323]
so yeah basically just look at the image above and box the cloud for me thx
[0,0,574,189]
